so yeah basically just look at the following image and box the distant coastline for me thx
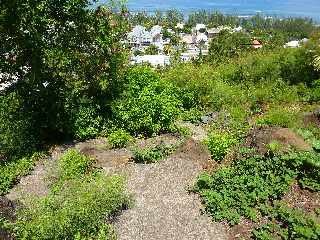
[98,0,320,22]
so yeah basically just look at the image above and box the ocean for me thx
[99,0,320,22]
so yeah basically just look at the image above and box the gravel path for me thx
[114,139,228,240]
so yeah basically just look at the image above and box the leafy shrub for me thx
[266,140,282,155]
[107,129,133,149]
[256,106,300,128]
[205,132,237,162]
[195,155,297,225]
[0,152,46,195]
[133,144,178,164]
[10,173,128,240]
[284,151,320,191]
[0,92,37,159]
[58,149,93,180]
[253,203,320,239]
[112,66,182,136]
[179,108,203,123]
[195,151,320,226]
[70,104,103,141]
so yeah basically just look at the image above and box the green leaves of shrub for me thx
[112,66,182,136]
[59,149,93,180]
[11,173,128,240]
[133,144,177,164]
[0,152,46,195]
[205,132,237,162]
[195,155,297,225]
[195,151,320,226]
[253,203,320,240]
[107,129,133,148]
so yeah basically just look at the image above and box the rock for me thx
[200,112,219,124]
[314,108,320,118]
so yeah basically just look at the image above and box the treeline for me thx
[129,10,318,40]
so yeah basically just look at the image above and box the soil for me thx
[245,126,312,155]
[282,183,320,213]
[113,138,228,240]
[5,144,73,204]
[304,112,320,127]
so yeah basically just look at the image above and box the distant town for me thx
[126,22,309,67]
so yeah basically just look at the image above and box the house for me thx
[150,25,163,43]
[196,33,208,44]
[176,23,184,30]
[195,24,206,34]
[127,25,152,45]
[181,34,196,45]
[207,28,221,39]
[284,39,308,48]
[252,40,263,49]
[284,40,300,48]
[131,55,170,67]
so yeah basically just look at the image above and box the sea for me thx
[98,0,320,22]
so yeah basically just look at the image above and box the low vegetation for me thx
[2,150,129,239]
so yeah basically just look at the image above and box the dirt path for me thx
[112,138,227,240]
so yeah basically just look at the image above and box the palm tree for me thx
[313,55,320,71]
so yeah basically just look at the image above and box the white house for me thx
[128,25,152,45]
[284,40,300,48]
[176,23,185,30]
[131,55,170,67]
[195,24,206,33]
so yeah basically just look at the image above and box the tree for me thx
[0,0,128,158]
[145,44,159,55]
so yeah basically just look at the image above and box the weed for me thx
[205,132,237,162]
[107,129,133,149]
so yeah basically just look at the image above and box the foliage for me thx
[195,155,297,225]
[9,173,128,240]
[0,152,46,195]
[205,132,237,162]
[266,140,282,155]
[112,66,182,136]
[252,203,320,240]
[208,31,252,62]
[132,143,178,164]
[107,129,133,148]
[0,0,129,159]
[144,44,159,55]
[179,108,203,123]
[70,104,103,141]
[256,105,300,128]
[195,151,320,225]
[58,149,93,180]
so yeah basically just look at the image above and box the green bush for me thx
[0,152,46,195]
[70,104,103,141]
[256,105,300,128]
[107,129,133,148]
[195,155,297,225]
[58,149,93,180]
[253,203,320,239]
[10,173,128,240]
[205,132,237,162]
[195,151,320,225]
[112,66,182,136]
[133,143,178,164]
[0,92,37,159]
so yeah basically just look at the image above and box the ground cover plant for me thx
[195,150,320,235]
[2,149,130,240]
